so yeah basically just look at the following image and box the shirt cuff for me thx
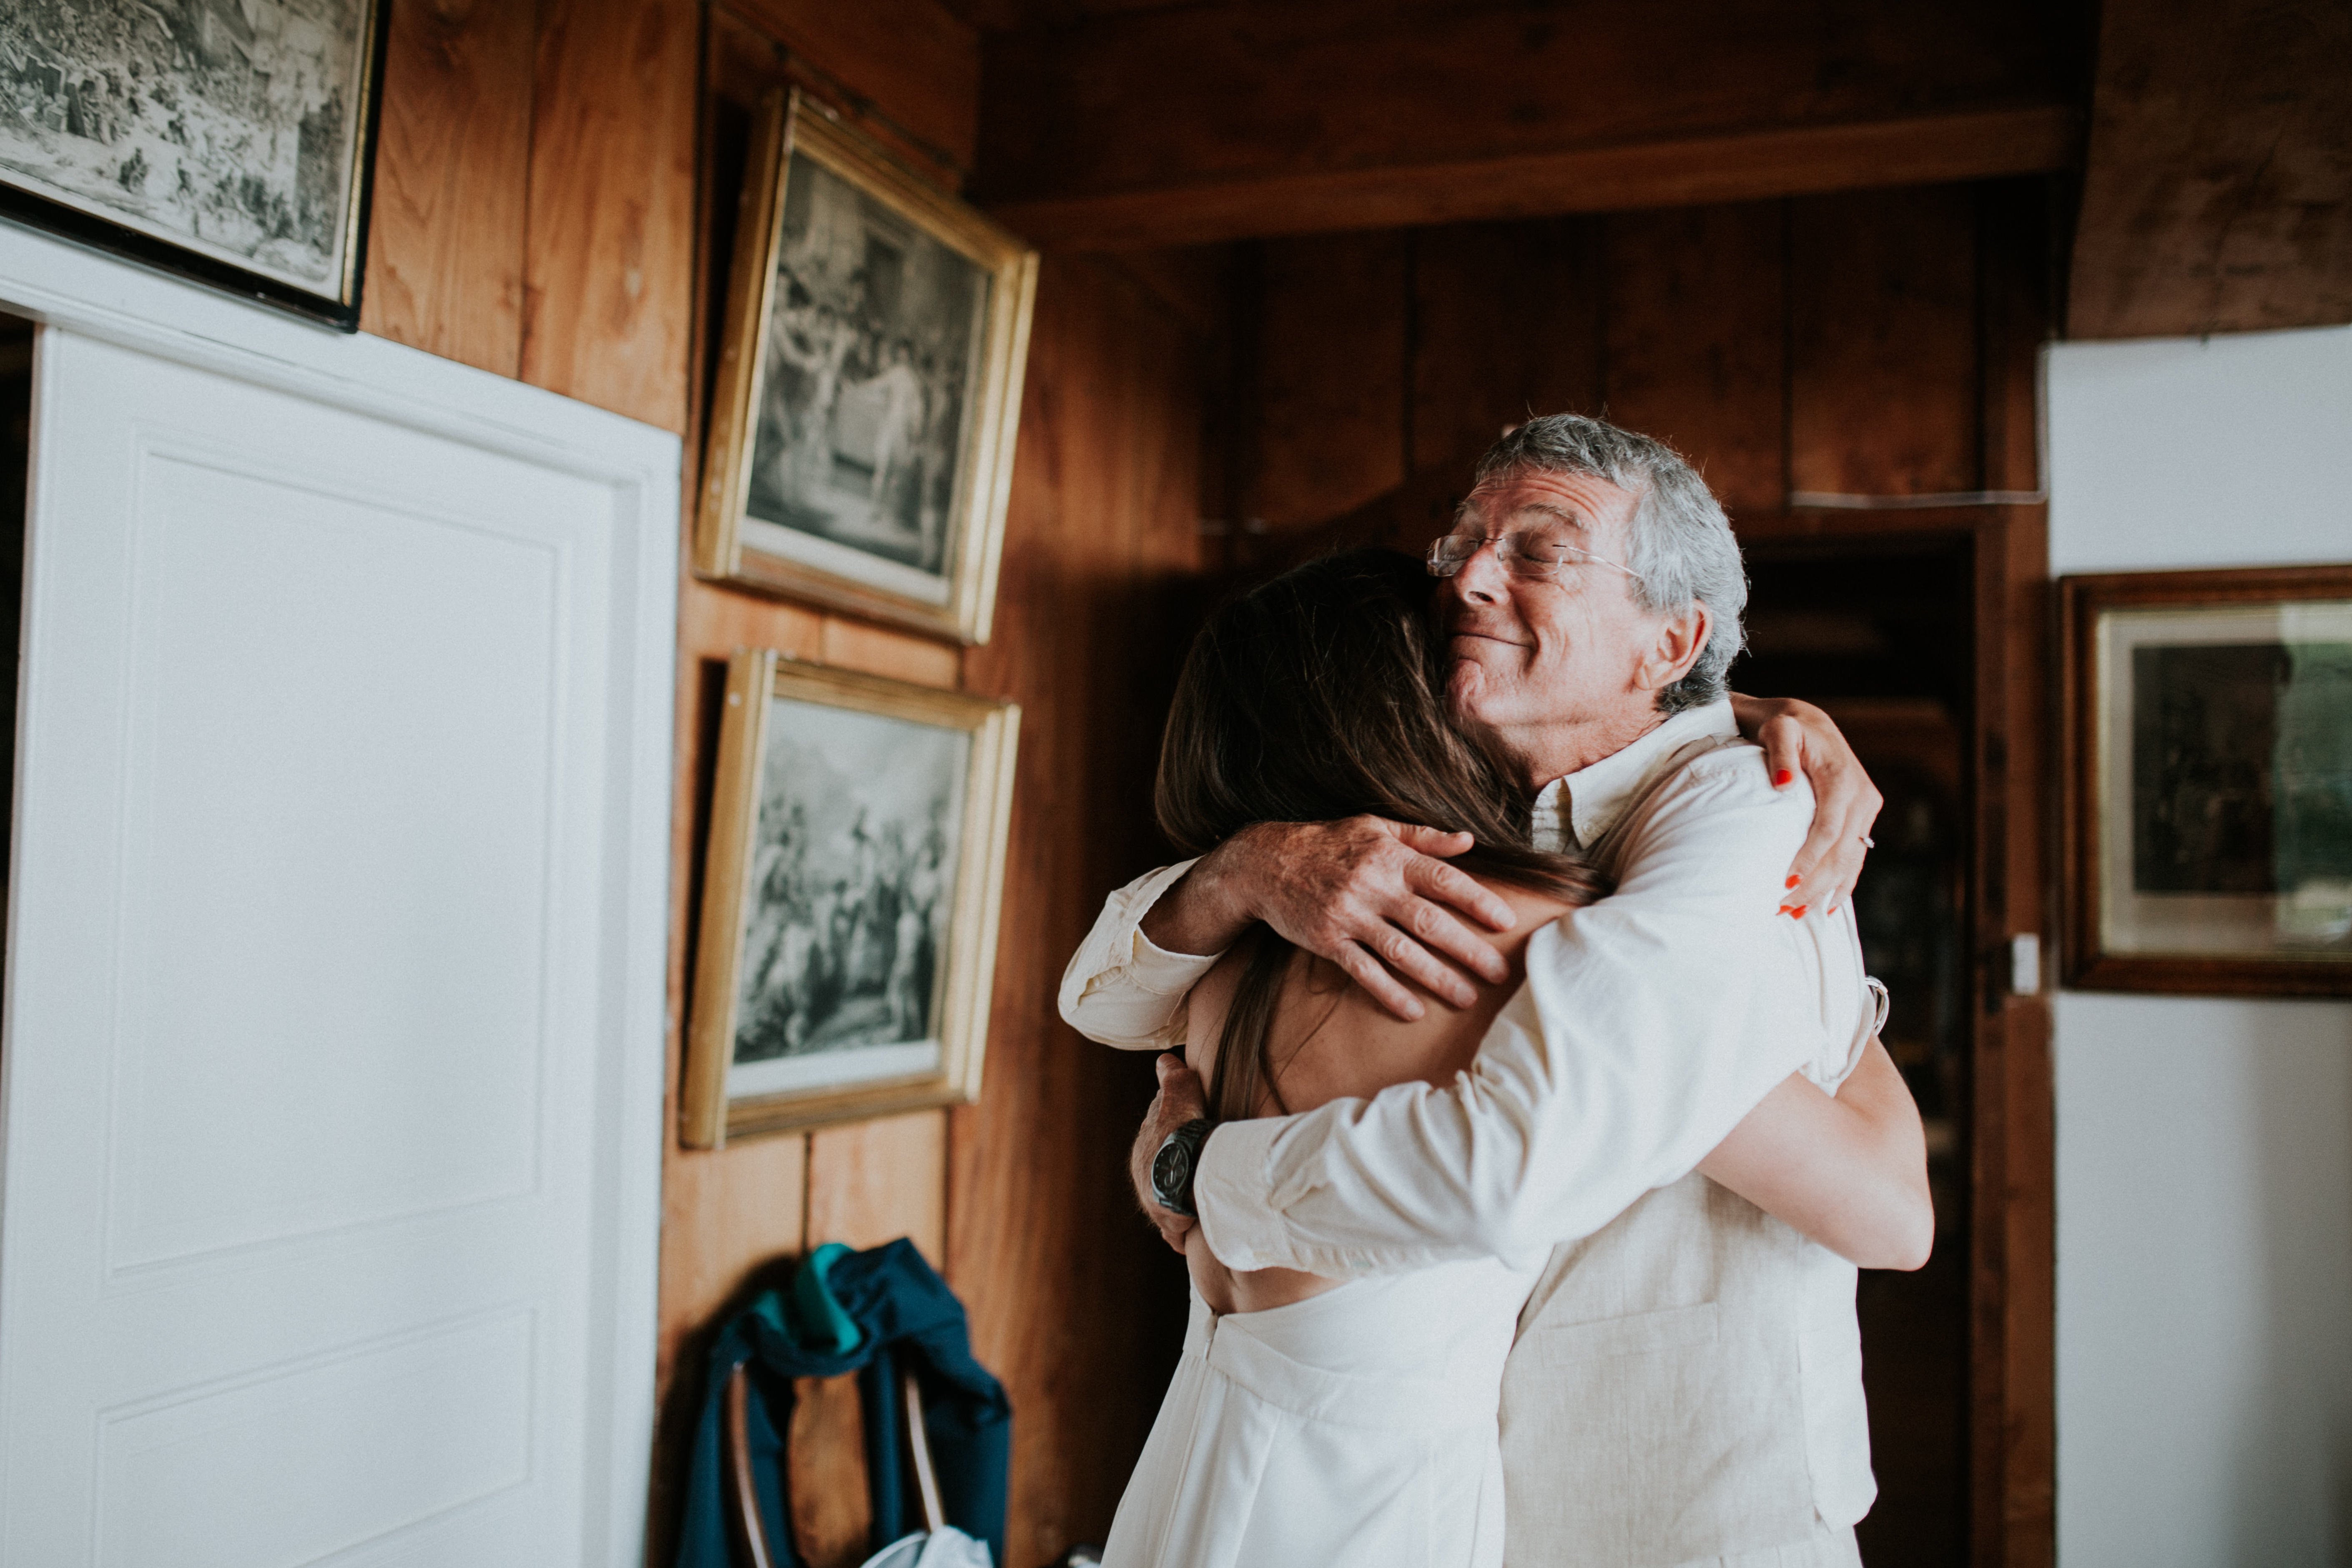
[1057,858,1213,1044]
[1126,925,1223,996]
[1192,1117,1293,1272]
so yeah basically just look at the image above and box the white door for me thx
[0,232,676,1566]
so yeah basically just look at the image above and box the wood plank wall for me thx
[364,5,1205,1565]
[1236,180,2045,534]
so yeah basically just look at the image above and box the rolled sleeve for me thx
[1191,1118,1288,1269]
[1057,859,1223,1049]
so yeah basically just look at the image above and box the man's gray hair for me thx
[1472,414,1747,713]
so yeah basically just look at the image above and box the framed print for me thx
[683,649,1020,1146]
[0,0,386,329]
[2062,564,2352,995]
[697,90,1038,646]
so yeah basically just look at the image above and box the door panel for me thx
[1,325,672,1565]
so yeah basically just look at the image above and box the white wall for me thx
[2047,324,2352,1567]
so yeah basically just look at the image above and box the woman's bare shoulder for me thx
[1182,943,1251,1076]
[1477,877,1589,956]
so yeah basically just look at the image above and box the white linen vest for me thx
[1499,733,1878,1567]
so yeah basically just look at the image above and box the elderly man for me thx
[1060,414,1893,1566]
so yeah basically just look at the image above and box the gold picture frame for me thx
[697,89,1039,645]
[683,650,1020,1146]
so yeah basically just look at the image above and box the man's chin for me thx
[1445,663,1499,724]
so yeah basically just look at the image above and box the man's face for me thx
[1432,467,1666,751]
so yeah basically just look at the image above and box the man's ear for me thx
[1633,602,1710,694]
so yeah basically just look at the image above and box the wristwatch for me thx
[1150,1118,1214,1218]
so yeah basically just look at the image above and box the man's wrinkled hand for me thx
[1131,1053,1208,1253]
[1196,815,1518,1022]
[1731,695,1885,915]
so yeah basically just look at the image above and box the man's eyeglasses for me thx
[1425,529,1645,586]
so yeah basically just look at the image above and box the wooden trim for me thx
[2058,564,2352,998]
[986,106,2083,250]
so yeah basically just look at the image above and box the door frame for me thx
[1735,502,2057,1568]
[0,218,681,1566]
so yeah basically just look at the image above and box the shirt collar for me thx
[1530,697,1739,853]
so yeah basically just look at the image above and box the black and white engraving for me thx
[743,150,990,581]
[0,0,373,295]
[2130,636,2352,943]
[728,696,970,1097]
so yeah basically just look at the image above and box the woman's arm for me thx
[1697,1038,1933,1270]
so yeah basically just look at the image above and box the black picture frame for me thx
[0,1,389,331]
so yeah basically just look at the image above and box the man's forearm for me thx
[1136,848,1255,960]
[1058,860,1218,1049]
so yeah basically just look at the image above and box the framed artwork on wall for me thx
[0,0,387,329]
[683,649,1019,1147]
[2061,564,2352,995]
[697,89,1038,646]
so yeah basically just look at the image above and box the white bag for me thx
[860,1524,992,1568]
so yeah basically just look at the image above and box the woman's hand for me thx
[1729,694,1885,915]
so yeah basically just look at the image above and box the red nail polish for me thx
[1785,875,1801,889]
[1789,905,1807,918]
[1773,769,1794,787]
[1776,906,1791,916]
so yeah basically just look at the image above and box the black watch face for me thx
[1152,1138,1194,1210]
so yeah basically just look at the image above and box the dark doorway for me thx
[1736,532,1975,1567]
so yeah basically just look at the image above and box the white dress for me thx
[1102,1257,1539,1568]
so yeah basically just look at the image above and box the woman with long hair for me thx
[1100,549,1928,1568]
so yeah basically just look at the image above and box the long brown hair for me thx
[1155,549,1604,1122]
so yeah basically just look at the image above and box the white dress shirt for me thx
[1057,697,1863,1274]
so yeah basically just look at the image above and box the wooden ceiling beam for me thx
[2067,0,2352,339]
[987,106,2081,249]
[971,0,2090,248]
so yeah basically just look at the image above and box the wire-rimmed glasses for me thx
[1425,528,1645,586]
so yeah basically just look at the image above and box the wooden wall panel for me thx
[719,0,981,172]
[1788,186,1984,499]
[1979,180,2051,497]
[1245,184,1997,534]
[955,253,1203,1568]
[1252,231,1409,527]
[1602,202,1787,515]
[358,0,534,374]
[1408,218,1601,474]
[657,1135,811,1394]
[807,1111,950,1262]
[521,0,701,431]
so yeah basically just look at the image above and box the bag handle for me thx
[724,1361,947,1561]
[903,1371,946,1533]
[724,1362,779,1568]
